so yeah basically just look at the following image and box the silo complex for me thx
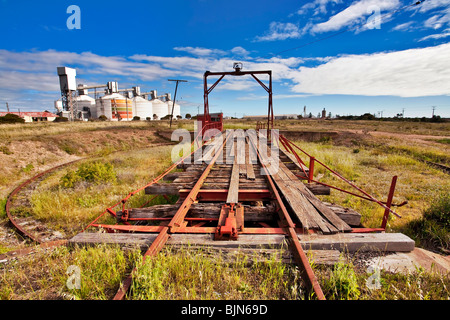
[96,93,133,121]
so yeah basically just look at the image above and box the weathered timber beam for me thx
[117,203,276,222]
[145,182,329,195]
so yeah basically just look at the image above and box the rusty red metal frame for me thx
[277,134,402,229]
[204,68,273,135]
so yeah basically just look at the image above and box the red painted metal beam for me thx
[179,189,272,201]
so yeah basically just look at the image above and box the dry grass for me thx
[0,118,449,300]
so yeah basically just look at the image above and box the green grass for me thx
[0,198,6,219]
[402,193,450,254]
[0,244,141,300]
[129,246,304,300]
[288,138,450,231]
[319,259,360,300]
[28,145,175,235]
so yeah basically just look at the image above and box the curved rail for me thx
[5,160,80,244]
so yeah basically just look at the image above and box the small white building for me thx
[0,111,59,122]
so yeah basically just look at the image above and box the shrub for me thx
[61,161,116,188]
[0,114,25,124]
[98,115,108,121]
[54,117,68,122]
[132,116,140,121]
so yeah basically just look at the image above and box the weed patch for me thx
[129,246,304,300]
[60,161,117,188]
[402,193,450,254]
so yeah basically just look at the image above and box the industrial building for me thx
[55,67,181,121]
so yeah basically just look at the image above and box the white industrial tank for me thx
[96,93,133,121]
[151,98,168,120]
[132,96,153,120]
[75,94,96,118]
[167,101,181,119]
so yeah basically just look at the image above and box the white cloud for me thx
[291,42,450,97]
[2,43,449,112]
[173,46,226,56]
[231,46,250,57]
[254,22,302,42]
[310,0,400,33]
[392,21,413,31]
[419,28,450,41]
[297,0,342,16]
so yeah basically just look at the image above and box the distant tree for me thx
[308,112,313,118]
[185,113,191,119]
[359,113,376,120]
[161,114,171,120]
[98,115,108,121]
[132,116,140,121]
[153,114,158,120]
[297,114,303,119]
[176,115,182,120]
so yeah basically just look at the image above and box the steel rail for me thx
[247,131,326,300]
[5,160,80,244]
[113,130,233,300]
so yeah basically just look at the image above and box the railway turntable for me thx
[70,65,414,300]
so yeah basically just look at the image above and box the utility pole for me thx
[6,102,9,113]
[432,106,436,118]
[402,108,405,118]
[168,79,187,128]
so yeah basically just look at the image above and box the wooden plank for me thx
[119,203,275,222]
[226,155,240,204]
[245,139,256,180]
[279,149,309,174]
[278,162,351,232]
[69,232,158,249]
[167,233,287,249]
[298,233,415,252]
[322,202,361,227]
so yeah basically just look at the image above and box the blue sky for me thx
[0,0,449,118]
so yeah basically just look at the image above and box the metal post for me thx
[168,79,187,128]
[308,156,315,183]
[381,176,397,229]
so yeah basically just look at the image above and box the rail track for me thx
[2,126,413,300]
[2,142,174,258]
[68,126,411,300]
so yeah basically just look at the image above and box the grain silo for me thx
[96,93,133,121]
[132,96,153,120]
[167,100,181,119]
[151,98,169,120]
